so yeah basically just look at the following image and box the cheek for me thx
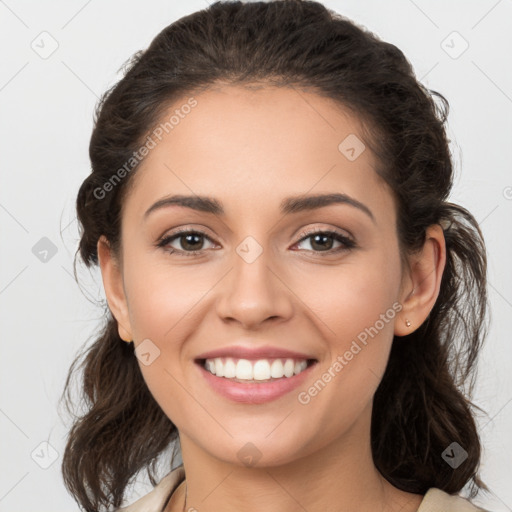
[330,277,399,344]
[296,270,401,437]
[298,250,401,395]
[301,253,401,343]
[121,254,216,420]
[123,252,216,340]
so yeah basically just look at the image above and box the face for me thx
[100,84,413,468]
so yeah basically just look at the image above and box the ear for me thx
[97,235,133,342]
[394,224,446,337]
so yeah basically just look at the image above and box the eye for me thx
[293,228,356,255]
[156,227,356,257]
[156,229,216,256]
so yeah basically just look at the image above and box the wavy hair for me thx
[60,1,490,510]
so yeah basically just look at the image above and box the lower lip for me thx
[196,360,317,404]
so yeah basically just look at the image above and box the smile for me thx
[202,357,313,382]
[195,357,318,404]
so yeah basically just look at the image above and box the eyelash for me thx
[156,227,356,257]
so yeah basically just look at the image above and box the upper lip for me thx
[195,345,317,361]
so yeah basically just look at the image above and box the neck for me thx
[172,405,423,512]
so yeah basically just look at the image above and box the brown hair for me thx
[60,1,490,510]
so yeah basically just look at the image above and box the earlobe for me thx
[394,224,446,337]
[96,235,133,342]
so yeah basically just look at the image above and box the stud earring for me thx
[405,319,411,327]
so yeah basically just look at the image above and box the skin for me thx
[97,84,446,512]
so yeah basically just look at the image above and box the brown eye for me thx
[177,233,205,251]
[294,229,355,254]
[157,230,216,256]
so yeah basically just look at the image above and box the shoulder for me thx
[116,465,186,512]
[418,488,491,512]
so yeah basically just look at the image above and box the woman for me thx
[60,1,492,511]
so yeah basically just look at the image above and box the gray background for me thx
[0,0,511,510]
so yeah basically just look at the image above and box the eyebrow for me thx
[144,192,375,223]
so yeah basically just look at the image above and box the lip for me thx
[194,345,316,361]
[195,359,318,404]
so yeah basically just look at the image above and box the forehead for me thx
[123,85,392,224]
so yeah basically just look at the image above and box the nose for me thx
[215,246,294,330]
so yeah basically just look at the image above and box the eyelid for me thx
[294,225,354,243]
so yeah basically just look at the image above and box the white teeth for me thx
[206,360,216,374]
[223,358,236,378]
[270,359,284,378]
[236,359,253,380]
[203,357,309,380]
[215,358,224,377]
[253,360,271,380]
[284,359,295,377]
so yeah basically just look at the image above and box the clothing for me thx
[117,466,185,512]
[116,464,490,512]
